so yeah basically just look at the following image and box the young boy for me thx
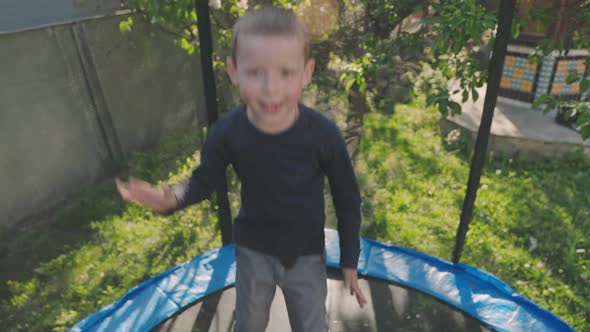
[116,6,366,331]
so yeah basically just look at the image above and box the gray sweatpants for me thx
[234,245,328,332]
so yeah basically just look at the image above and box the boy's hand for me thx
[343,268,367,308]
[115,177,177,213]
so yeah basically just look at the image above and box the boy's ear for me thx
[303,58,315,86]
[226,56,238,86]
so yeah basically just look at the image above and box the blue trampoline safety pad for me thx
[70,229,574,332]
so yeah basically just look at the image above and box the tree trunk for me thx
[345,83,369,162]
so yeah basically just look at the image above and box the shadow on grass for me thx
[0,181,126,298]
[0,128,205,329]
[476,155,590,325]
[439,117,589,291]
[357,107,589,329]
[438,125,590,327]
[358,109,468,254]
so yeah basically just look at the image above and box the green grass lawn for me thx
[1,104,588,331]
[356,105,589,331]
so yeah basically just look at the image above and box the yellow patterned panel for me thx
[521,81,533,93]
[557,61,568,71]
[500,78,512,89]
[526,62,537,71]
[513,68,525,79]
[551,83,563,94]
[504,56,515,66]
[570,83,580,94]
[577,61,586,72]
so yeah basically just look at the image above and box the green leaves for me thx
[566,72,581,85]
[179,37,195,55]
[462,89,469,103]
[415,0,492,121]
[123,0,236,57]
[574,103,590,140]
[472,87,479,102]
[532,94,559,114]
[511,16,522,39]
[449,100,462,115]
[338,53,375,93]
[427,0,496,56]
[578,111,590,139]
[425,88,461,117]
[119,16,133,33]
[528,3,559,31]
[533,92,590,140]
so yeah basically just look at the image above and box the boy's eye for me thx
[246,69,262,76]
[281,69,294,77]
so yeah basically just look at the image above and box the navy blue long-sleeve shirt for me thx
[171,104,361,269]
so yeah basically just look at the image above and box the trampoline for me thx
[69,229,573,332]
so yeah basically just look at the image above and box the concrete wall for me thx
[440,119,590,161]
[0,13,207,227]
[0,0,120,33]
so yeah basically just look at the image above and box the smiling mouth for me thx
[261,102,281,113]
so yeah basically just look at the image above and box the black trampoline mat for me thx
[152,269,493,332]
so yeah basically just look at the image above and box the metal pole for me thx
[452,0,517,263]
[195,0,233,245]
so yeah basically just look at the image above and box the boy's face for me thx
[226,34,314,129]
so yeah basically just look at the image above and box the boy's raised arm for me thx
[116,123,231,215]
[168,123,231,213]
[116,177,178,213]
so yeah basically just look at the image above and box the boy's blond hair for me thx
[231,6,310,64]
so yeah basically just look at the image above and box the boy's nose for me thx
[262,73,279,95]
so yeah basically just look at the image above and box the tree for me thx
[330,0,496,159]
[118,0,590,145]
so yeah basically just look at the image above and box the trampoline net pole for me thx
[195,0,233,245]
[452,0,517,263]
